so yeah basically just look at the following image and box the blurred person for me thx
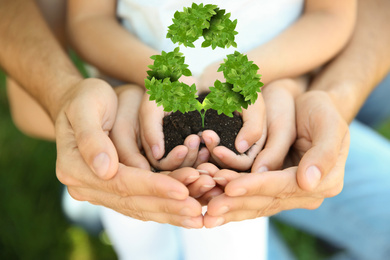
[0,0,205,235]
[66,0,357,259]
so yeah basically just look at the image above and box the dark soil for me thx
[162,94,243,157]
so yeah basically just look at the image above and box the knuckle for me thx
[118,197,138,214]
[56,164,79,186]
[111,177,131,197]
[305,199,324,210]
[326,182,344,198]
[67,187,86,202]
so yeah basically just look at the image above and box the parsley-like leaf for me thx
[147,47,191,81]
[145,77,200,114]
[203,80,247,117]
[218,51,263,104]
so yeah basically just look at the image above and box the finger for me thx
[179,134,202,167]
[97,193,204,228]
[187,175,216,199]
[111,85,150,170]
[197,186,224,206]
[63,80,119,180]
[206,192,323,217]
[72,186,203,217]
[224,167,303,197]
[196,162,220,177]
[296,95,349,191]
[311,129,350,198]
[212,169,242,187]
[252,84,296,172]
[62,157,192,200]
[193,147,211,168]
[235,94,265,153]
[203,130,256,171]
[150,145,189,170]
[165,167,210,186]
[139,94,165,160]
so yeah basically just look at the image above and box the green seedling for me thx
[145,2,263,127]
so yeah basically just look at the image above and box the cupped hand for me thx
[109,84,150,170]
[165,163,223,206]
[139,76,210,171]
[203,90,350,227]
[201,94,266,171]
[55,78,203,228]
[251,78,305,173]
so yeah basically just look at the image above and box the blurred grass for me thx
[1,64,390,260]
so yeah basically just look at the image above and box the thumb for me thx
[67,81,119,180]
[295,102,349,191]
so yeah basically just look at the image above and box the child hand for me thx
[251,78,305,173]
[202,94,266,171]
[109,84,150,170]
[165,163,223,206]
[140,75,209,171]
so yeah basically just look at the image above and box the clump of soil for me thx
[162,94,243,157]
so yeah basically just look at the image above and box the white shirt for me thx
[118,0,304,77]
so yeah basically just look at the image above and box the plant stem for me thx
[199,110,206,128]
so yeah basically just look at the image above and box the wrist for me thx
[309,81,360,123]
[44,75,84,122]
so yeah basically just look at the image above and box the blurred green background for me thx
[1,66,389,260]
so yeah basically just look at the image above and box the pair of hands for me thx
[55,77,349,229]
[139,74,266,172]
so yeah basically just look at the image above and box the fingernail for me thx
[213,177,227,185]
[210,217,225,228]
[92,153,110,178]
[257,166,268,173]
[182,218,201,229]
[197,169,209,174]
[237,140,249,153]
[305,165,321,190]
[152,145,160,159]
[201,184,216,193]
[184,175,200,184]
[229,188,247,196]
[217,206,229,215]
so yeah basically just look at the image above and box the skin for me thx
[67,0,356,171]
[5,0,384,230]
[0,0,207,228]
[202,0,390,227]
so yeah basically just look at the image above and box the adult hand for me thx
[203,90,350,227]
[55,78,203,228]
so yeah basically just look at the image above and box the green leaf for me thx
[146,47,191,82]
[166,3,217,47]
[146,78,200,114]
[201,8,238,49]
[203,80,247,117]
[218,51,263,104]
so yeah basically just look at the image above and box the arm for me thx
[203,0,390,225]
[0,0,81,121]
[309,0,390,123]
[248,0,357,84]
[200,0,357,87]
[67,0,157,86]
[0,0,203,227]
